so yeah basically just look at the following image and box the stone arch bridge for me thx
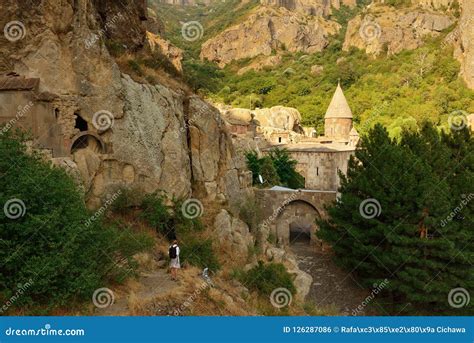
[254,188,337,246]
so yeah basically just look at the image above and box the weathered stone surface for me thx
[284,254,313,301]
[455,0,474,89]
[146,31,183,72]
[260,0,356,16]
[200,7,340,67]
[266,246,286,262]
[214,209,255,258]
[237,55,283,75]
[253,106,303,131]
[343,6,454,56]
[310,64,324,75]
[0,0,252,209]
[224,108,253,124]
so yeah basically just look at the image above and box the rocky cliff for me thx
[454,0,474,89]
[200,6,340,66]
[343,5,454,56]
[0,0,250,209]
[260,0,356,16]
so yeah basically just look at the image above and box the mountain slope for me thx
[149,0,474,136]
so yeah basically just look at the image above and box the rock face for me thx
[260,0,356,16]
[343,6,454,56]
[200,7,340,67]
[146,32,183,72]
[253,106,303,131]
[214,209,255,258]
[0,0,250,208]
[411,0,457,10]
[455,0,474,89]
[237,55,283,75]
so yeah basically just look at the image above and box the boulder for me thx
[310,64,324,75]
[266,246,286,263]
[146,31,183,72]
[253,106,303,131]
[214,209,255,258]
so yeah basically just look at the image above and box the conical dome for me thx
[325,83,353,119]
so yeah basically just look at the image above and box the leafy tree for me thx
[259,157,281,188]
[245,149,304,189]
[317,124,473,314]
[268,148,305,189]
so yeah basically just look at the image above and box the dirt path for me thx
[291,240,377,315]
[96,269,178,316]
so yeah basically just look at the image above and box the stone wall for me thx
[324,117,352,141]
[255,189,336,246]
[287,149,354,191]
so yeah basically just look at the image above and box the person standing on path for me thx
[169,240,180,281]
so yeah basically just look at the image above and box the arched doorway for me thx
[70,132,106,154]
[274,200,321,246]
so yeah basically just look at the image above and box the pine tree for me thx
[318,124,473,314]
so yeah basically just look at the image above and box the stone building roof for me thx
[325,83,353,119]
[0,73,39,91]
[349,127,359,136]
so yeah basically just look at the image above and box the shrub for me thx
[268,148,305,189]
[238,195,262,232]
[245,149,304,189]
[239,261,296,297]
[180,238,220,272]
[111,187,144,214]
[0,131,153,312]
[140,193,174,239]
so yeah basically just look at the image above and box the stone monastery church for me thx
[222,83,359,193]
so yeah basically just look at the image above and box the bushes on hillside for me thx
[179,238,220,272]
[239,262,296,298]
[0,131,153,312]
